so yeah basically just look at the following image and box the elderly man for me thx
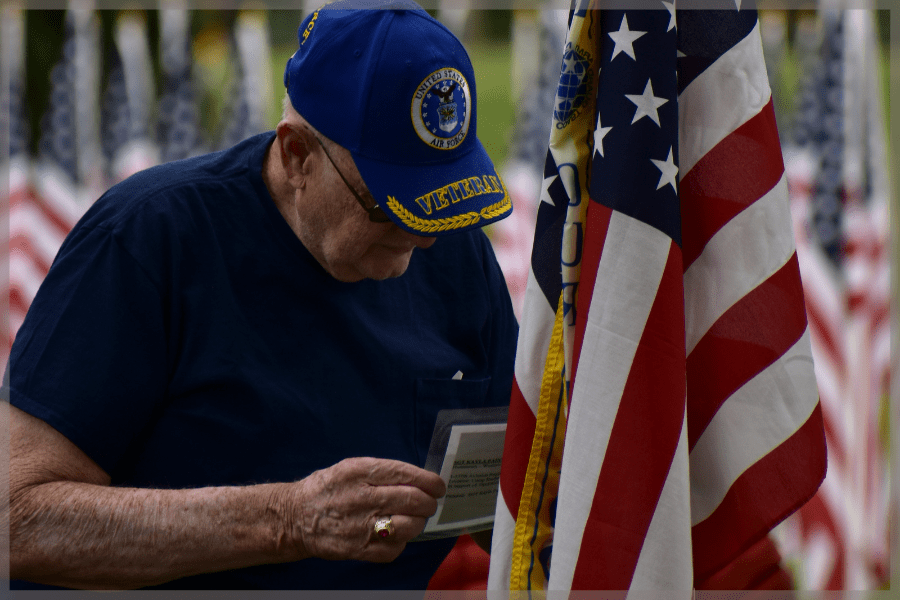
[6,1,517,589]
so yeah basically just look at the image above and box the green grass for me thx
[467,39,516,168]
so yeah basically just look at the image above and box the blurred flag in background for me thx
[489,0,827,592]
[492,9,569,321]
[3,6,29,364]
[1,5,273,373]
[101,11,158,183]
[218,11,274,151]
[6,7,97,363]
[779,6,891,590]
[157,6,205,163]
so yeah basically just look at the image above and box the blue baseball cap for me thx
[283,0,512,236]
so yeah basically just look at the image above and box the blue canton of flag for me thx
[38,15,80,185]
[218,34,254,151]
[218,12,274,151]
[531,150,570,312]
[591,10,679,244]
[157,10,203,163]
[7,59,28,160]
[806,12,845,268]
[100,46,131,174]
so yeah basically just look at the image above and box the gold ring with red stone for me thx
[374,517,394,539]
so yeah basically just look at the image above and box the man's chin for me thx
[327,250,414,282]
[362,252,414,280]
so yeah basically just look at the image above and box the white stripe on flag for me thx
[10,202,69,266]
[547,211,672,590]
[679,21,770,177]
[9,253,48,307]
[32,161,92,217]
[512,267,558,414]
[684,175,795,354]
[487,490,518,589]
[630,405,693,590]
[690,329,819,523]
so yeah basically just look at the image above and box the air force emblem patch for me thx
[411,68,471,151]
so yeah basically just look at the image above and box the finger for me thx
[370,515,428,545]
[370,484,440,518]
[387,514,428,540]
[348,457,446,497]
[363,538,407,563]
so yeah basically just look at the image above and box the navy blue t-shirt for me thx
[6,132,518,589]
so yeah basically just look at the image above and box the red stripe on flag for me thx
[796,493,846,589]
[871,302,890,330]
[691,402,827,580]
[570,242,686,589]
[804,295,844,374]
[686,253,808,449]
[499,378,538,519]
[9,234,53,275]
[9,288,31,321]
[680,100,784,270]
[10,186,76,239]
[820,406,847,474]
[570,202,613,390]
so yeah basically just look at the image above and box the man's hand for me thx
[281,457,446,563]
[9,404,447,587]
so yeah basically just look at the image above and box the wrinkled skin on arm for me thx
[7,405,445,589]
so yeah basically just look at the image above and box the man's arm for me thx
[7,405,445,589]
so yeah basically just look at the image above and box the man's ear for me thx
[275,122,316,190]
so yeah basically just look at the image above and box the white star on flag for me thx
[651,146,678,191]
[540,172,559,205]
[593,113,613,158]
[563,55,578,73]
[608,15,646,61]
[625,79,668,126]
[662,1,676,32]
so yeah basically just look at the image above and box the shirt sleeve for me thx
[477,231,519,409]
[7,224,169,476]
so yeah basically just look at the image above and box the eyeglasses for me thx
[305,127,391,223]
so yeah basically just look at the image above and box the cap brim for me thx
[351,137,512,237]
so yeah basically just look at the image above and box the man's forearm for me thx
[10,479,300,589]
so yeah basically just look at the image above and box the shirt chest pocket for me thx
[414,377,492,466]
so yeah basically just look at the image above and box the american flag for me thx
[101,11,158,183]
[2,6,29,366]
[218,11,273,151]
[491,9,568,320]
[6,10,92,361]
[157,8,204,163]
[489,0,826,591]
[780,8,890,590]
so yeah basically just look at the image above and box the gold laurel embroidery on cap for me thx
[386,193,511,234]
[479,193,512,220]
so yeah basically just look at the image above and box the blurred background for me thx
[1,0,894,592]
